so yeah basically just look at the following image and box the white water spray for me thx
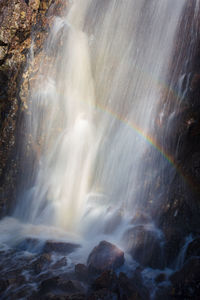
[11,0,187,245]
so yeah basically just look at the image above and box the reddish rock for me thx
[87,241,124,274]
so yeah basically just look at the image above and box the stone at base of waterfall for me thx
[39,276,86,295]
[75,264,89,281]
[169,257,200,298]
[87,241,125,274]
[90,271,149,300]
[123,225,163,269]
[185,237,200,260]
[43,240,81,254]
[32,252,52,274]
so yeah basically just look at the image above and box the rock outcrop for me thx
[0,0,68,215]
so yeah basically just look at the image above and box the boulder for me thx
[87,241,124,274]
[123,225,163,269]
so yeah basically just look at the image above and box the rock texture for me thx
[87,241,125,274]
[0,0,68,215]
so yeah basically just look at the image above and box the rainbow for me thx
[93,99,199,194]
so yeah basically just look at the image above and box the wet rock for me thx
[87,241,124,274]
[155,273,166,283]
[92,270,118,291]
[75,264,88,281]
[131,211,152,225]
[52,257,67,269]
[154,286,171,300]
[0,0,68,217]
[0,279,9,293]
[39,276,85,295]
[117,272,149,300]
[42,293,86,300]
[32,252,52,274]
[16,237,43,252]
[43,240,80,254]
[88,288,118,300]
[170,257,200,298]
[185,237,200,260]
[162,227,183,266]
[123,225,163,269]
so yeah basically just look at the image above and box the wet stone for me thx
[52,257,67,269]
[43,240,80,255]
[170,257,200,298]
[39,276,85,295]
[15,237,43,253]
[88,288,118,300]
[0,279,9,293]
[185,237,200,260]
[123,225,163,269]
[87,241,124,274]
[92,270,118,291]
[32,252,52,274]
[75,264,88,280]
[155,273,166,283]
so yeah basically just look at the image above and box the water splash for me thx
[12,0,187,239]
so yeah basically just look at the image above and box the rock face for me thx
[0,0,68,216]
[123,225,163,269]
[87,241,125,274]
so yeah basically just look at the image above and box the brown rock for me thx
[87,241,124,274]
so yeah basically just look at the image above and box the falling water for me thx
[11,0,188,242]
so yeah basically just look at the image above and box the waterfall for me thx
[11,0,187,243]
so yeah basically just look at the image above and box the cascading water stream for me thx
[1,0,196,268]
